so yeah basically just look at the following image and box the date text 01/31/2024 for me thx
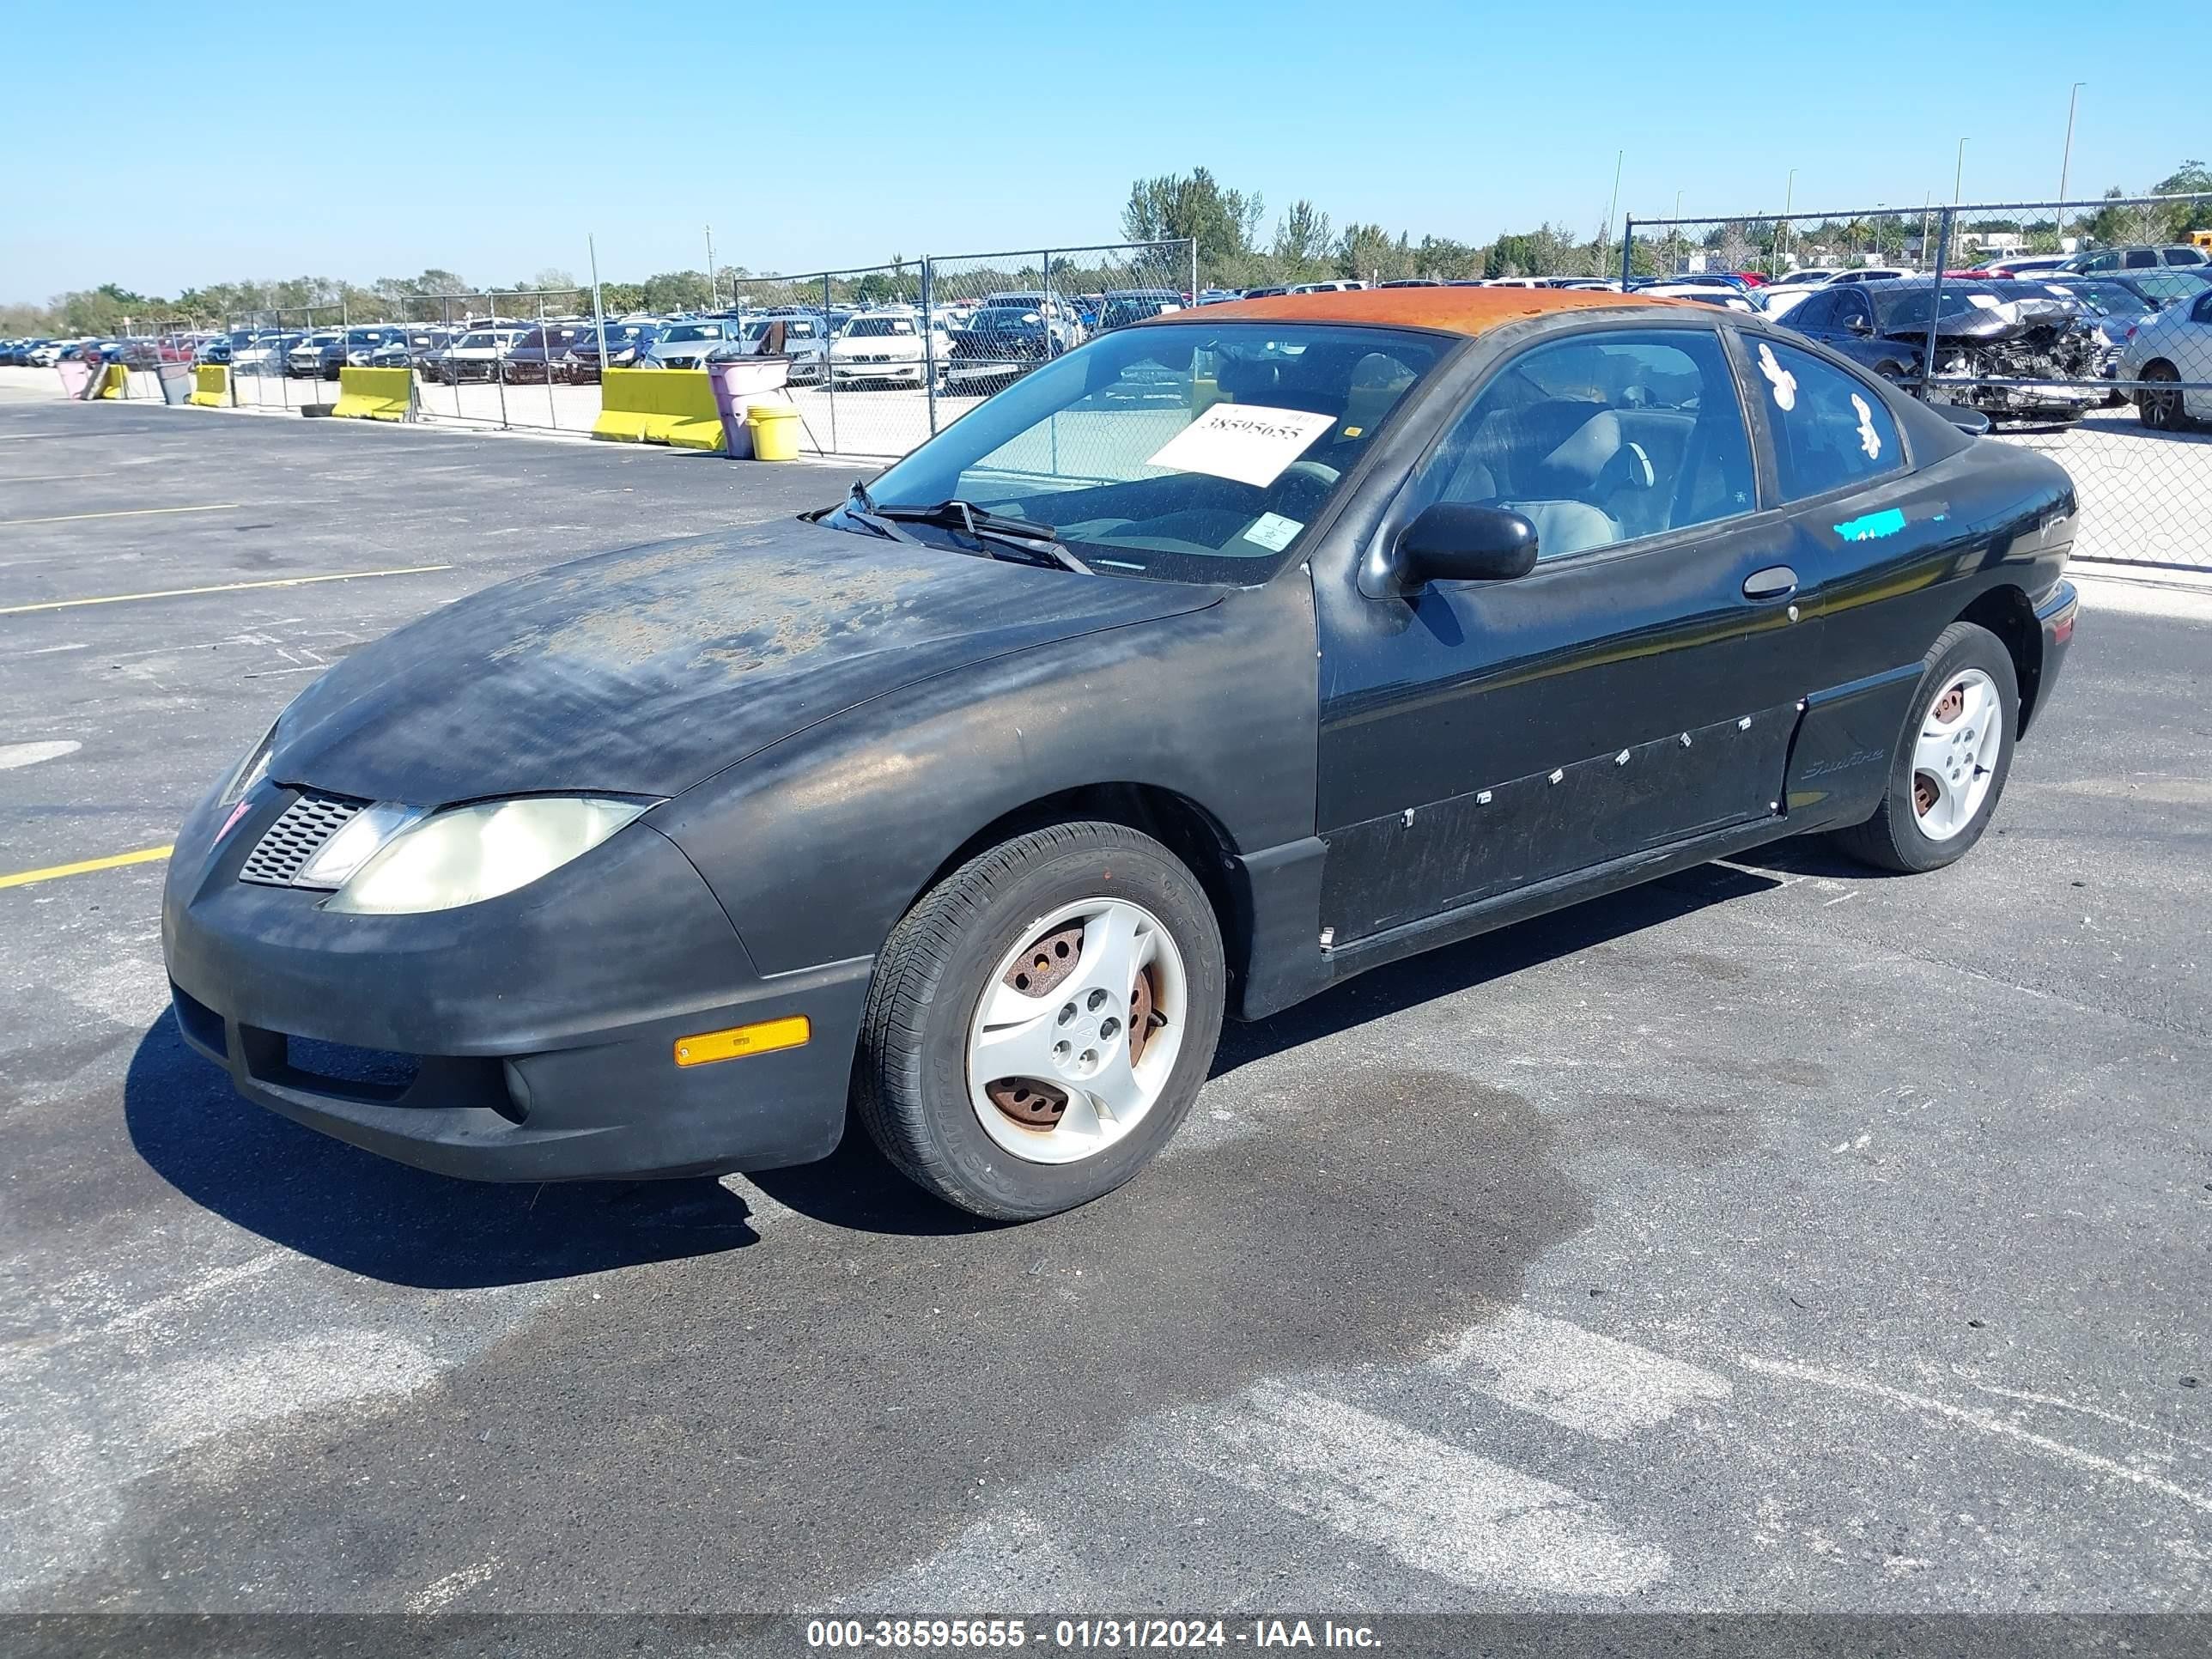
[805,1619,1382,1649]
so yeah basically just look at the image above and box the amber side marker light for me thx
[673,1015,811,1067]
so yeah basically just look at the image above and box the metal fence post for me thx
[493,290,510,430]
[1918,207,1954,398]
[1619,216,1634,287]
[921,257,939,435]
[823,272,837,456]
[1188,237,1199,302]
[538,292,555,429]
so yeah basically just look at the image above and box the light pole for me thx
[1778,168,1795,275]
[1954,137,1968,204]
[2057,82,2084,247]
[704,224,716,310]
[1604,148,1624,256]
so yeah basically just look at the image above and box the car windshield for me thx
[457,332,495,349]
[2039,281,2143,315]
[662,323,721,342]
[846,318,915,337]
[843,321,1447,585]
[1874,288,1994,327]
[303,333,341,346]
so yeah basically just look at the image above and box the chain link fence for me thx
[1624,195,2212,569]
[179,239,1195,462]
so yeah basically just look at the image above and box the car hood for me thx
[268,519,1221,805]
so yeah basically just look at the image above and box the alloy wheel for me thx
[966,897,1188,1164]
[1912,667,2002,842]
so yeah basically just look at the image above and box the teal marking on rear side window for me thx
[1833,508,1906,542]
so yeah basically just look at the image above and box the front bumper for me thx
[2028,578,2078,733]
[161,787,868,1182]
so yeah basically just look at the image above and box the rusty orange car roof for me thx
[1156,285,1688,336]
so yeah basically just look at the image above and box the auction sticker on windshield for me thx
[1146,404,1337,489]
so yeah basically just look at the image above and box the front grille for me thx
[240,789,367,887]
[283,1036,422,1096]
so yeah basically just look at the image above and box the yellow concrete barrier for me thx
[593,368,726,453]
[188,365,229,407]
[331,366,415,422]
[94,363,128,399]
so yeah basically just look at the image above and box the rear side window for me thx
[1750,339,1904,501]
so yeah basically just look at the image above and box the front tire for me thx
[1832,621,2018,874]
[856,822,1225,1221]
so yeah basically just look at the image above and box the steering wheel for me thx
[1263,458,1341,514]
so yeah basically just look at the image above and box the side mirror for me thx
[1942,405,1992,435]
[1368,502,1539,598]
[1844,315,1873,335]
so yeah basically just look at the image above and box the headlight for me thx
[325,795,651,915]
[218,720,278,806]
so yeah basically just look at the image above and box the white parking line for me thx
[1192,1384,1670,1594]
[1431,1310,1732,1442]
[1740,1354,2212,1517]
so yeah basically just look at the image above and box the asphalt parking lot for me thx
[2,388,2208,1619]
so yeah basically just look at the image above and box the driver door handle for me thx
[1742,565,1798,601]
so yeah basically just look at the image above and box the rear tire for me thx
[1832,622,2018,874]
[2138,362,2191,431]
[856,822,1225,1221]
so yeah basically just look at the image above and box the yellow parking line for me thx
[0,845,173,891]
[0,564,453,616]
[0,503,241,527]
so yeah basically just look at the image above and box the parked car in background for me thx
[161,287,2080,1221]
[291,328,398,380]
[1979,255,2072,279]
[2116,283,2212,429]
[1826,267,1915,287]
[719,314,830,382]
[641,319,743,371]
[1637,282,1759,312]
[502,322,595,382]
[2093,268,2212,312]
[426,328,527,384]
[1784,278,2106,421]
[564,319,663,382]
[231,333,302,376]
[826,309,951,389]
[1096,289,1185,331]
[2063,244,2211,275]
[980,292,1084,351]
[944,304,1066,392]
[365,328,455,372]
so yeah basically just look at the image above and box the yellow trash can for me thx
[745,403,800,462]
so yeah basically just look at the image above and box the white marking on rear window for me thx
[1755,343,1797,411]
[1850,393,1882,460]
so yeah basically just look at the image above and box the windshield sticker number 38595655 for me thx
[1146,403,1338,489]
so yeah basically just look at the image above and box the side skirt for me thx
[1319,813,1794,986]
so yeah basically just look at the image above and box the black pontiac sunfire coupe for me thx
[165,288,2079,1220]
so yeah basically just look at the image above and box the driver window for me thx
[1407,327,1757,560]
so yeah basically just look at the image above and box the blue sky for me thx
[3,0,2203,301]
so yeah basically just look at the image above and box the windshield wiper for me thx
[836,479,921,544]
[874,499,1091,573]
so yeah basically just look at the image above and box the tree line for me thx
[8,161,2206,337]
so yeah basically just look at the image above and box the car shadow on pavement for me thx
[127,861,1786,1268]
[754,861,1785,1239]
[123,1018,763,1290]
[1212,860,1783,1076]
